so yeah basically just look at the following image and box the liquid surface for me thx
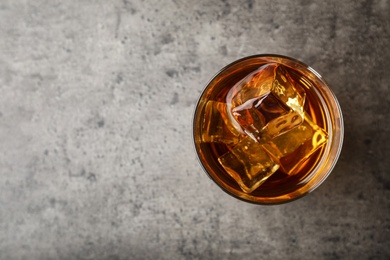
[200,63,328,194]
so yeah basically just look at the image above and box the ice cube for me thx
[201,101,243,145]
[263,113,328,175]
[227,64,306,142]
[227,63,277,109]
[272,65,306,116]
[218,136,280,193]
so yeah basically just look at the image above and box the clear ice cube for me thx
[263,113,328,175]
[227,64,306,142]
[201,101,243,145]
[272,65,306,112]
[227,63,277,109]
[218,136,280,193]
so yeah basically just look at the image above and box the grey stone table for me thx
[0,0,389,259]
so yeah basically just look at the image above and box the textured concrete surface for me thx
[0,0,389,259]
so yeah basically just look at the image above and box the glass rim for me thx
[193,54,344,205]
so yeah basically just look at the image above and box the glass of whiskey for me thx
[193,54,343,204]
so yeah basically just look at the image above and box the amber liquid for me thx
[196,62,328,198]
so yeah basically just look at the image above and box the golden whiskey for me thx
[193,55,343,204]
